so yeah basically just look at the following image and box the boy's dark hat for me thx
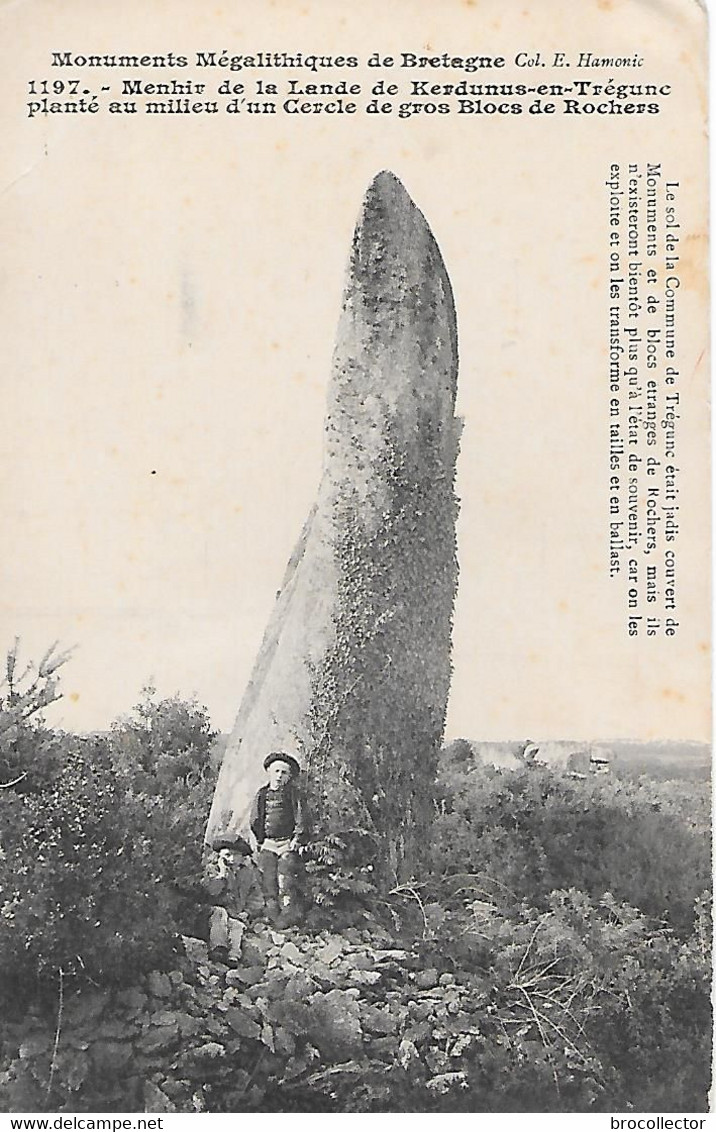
[263,751,301,777]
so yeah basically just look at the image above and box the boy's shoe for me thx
[277,905,303,930]
[263,899,281,924]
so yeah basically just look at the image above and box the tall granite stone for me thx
[206,170,460,880]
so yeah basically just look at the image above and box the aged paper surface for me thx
[0,0,710,1119]
[0,0,709,746]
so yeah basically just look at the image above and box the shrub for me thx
[0,641,71,793]
[106,685,218,896]
[0,737,180,999]
[430,753,710,934]
[0,664,218,1002]
[302,828,380,924]
[407,888,711,1112]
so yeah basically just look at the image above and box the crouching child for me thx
[250,752,307,928]
[203,834,262,963]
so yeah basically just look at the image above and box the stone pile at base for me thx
[1,918,494,1113]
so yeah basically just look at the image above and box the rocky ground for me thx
[0,915,495,1113]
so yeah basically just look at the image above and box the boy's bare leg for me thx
[276,851,305,927]
[228,916,245,959]
[257,849,281,922]
[208,905,230,961]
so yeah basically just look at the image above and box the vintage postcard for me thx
[0,0,710,1119]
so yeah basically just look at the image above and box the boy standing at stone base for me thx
[250,752,306,928]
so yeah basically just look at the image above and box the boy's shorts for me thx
[260,837,293,856]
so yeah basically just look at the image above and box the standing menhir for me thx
[206,170,460,892]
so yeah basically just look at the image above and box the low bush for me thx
[429,748,710,935]
[0,661,217,1003]
[106,686,218,899]
[408,888,711,1111]
[0,738,182,999]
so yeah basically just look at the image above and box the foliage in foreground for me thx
[0,647,711,1111]
[404,889,711,1112]
[0,656,216,997]
[429,744,711,936]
